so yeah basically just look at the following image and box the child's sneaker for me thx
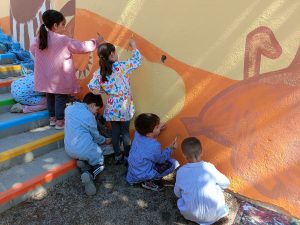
[55,120,64,130]
[10,103,23,113]
[49,117,56,126]
[141,180,164,191]
[91,164,105,179]
[81,172,96,196]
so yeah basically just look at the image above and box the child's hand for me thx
[105,138,112,144]
[97,33,105,45]
[159,122,166,131]
[169,136,178,150]
[128,38,136,49]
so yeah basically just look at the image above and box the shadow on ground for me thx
[0,156,240,225]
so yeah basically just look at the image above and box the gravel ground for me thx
[0,156,240,225]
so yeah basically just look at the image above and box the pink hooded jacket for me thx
[30,30,97,94]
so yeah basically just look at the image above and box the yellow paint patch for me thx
[0,65,21,72]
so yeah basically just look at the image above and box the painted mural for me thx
[0,0,299,218]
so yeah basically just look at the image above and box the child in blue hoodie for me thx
[64,93,112,195]
[126,113,179,191]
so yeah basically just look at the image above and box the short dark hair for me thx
[181,137,202,158]
[83,93,103,107]
[134,113,160,136]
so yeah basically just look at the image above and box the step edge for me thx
[0,159,76,204]
[0,80,14,88]
[0,98,14,107]
[0,131,64,162]
[0,110,49,131]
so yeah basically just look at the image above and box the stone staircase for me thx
[0,31,77,213]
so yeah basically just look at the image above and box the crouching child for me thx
[126,113,179,191]
[64,93,111,195]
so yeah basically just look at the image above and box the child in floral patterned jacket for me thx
[88,38,142,164]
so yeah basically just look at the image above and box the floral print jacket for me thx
[88,49,142,121]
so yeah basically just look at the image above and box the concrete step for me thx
[0,78,15,94]
[0,64,21,79]
[0,148,76,213]
[0,110,49,138]
[0,126,64,171]
[0,92,14,113]
[0,53,16,65]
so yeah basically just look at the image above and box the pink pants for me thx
[22,97,47,113]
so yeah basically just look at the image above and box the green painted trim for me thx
[0,98,15,107]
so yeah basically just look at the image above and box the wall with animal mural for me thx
[0,0,299,218]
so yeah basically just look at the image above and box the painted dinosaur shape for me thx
[181,26,300,202]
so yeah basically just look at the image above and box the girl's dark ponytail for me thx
[39,24,48,50]
[97,43,116,82]
[99,57,113,82]
[38,10,65,50]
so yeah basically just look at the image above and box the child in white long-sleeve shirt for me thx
[174,137,230,225]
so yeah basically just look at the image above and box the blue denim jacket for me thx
[126,132,172,184]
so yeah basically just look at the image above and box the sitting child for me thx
[10,71,47,113]
[174,137,230,225]
[64,93,112,195]
[126,113,179,191]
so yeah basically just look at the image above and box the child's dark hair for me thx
[181,137,202,158]
[83,93,103,107]
[97,43,116,82]
[39,10,65,50]
[134,113,160,136]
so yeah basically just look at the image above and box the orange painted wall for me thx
[0,1,300,218]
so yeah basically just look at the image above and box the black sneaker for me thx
[141,180,164,191]
[91,164,105,180]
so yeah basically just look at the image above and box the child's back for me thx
[64,102,100,155]
[64,93,110,196]
[32,30,95,94]
[127,131,171,183]
[126,113,179,191]
[30,9,99,129]
[174,137,229,225]
[175,161,229,223]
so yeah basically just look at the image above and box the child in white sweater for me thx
[174,137,230,225]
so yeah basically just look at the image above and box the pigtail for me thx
[99,57,113,82]
[39,24,48,50]
[38,10,65,51]
[97,43,116,82]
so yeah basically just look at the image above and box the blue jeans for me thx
[46,93,68,120]
[111,121,131,157]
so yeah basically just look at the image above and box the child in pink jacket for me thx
[30,9,99,129]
